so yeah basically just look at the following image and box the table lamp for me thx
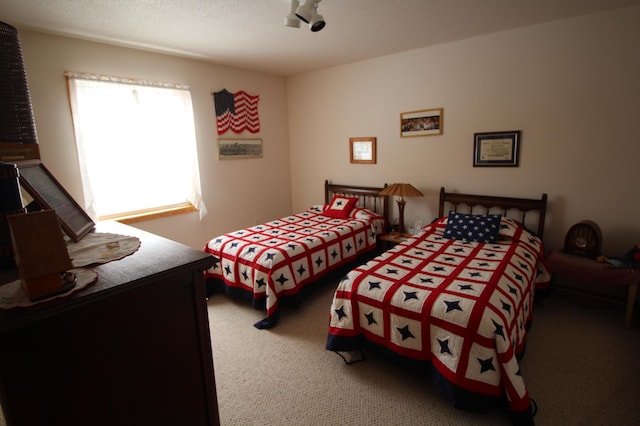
[379,183,424,234]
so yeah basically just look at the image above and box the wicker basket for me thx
[0,21,39,145]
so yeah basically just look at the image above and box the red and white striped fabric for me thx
[213,89,260,135]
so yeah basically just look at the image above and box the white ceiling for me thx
[1,0,639,76]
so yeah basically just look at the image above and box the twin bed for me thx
[204,182,548,424]
[326,187,548,424]
[204,181,389,328]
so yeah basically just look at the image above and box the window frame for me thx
[65,72,206,222]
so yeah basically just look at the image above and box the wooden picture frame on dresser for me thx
[16,159,94,242]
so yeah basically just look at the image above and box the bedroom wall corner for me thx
[286,5,640,255]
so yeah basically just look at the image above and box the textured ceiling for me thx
[1,0,639,76]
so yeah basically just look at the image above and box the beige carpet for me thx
[1,276,638,425]
[207,277,640,426]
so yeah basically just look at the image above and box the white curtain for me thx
[65,72,206,221]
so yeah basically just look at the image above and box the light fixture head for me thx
[284,0,301,28]
[284,14,301,28]
[309,13,325,32]
[295,0,326,32]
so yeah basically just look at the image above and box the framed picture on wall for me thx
[349,137,376,164]
[400,108,443,137]
[473,130,521,167]
[217,138,263,159]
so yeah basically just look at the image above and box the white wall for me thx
[19,30,292,250]
[287,6,640,254]
[15,5,640,255]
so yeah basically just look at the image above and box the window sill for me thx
[100,203,197,224]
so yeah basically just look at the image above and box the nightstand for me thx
[379,231,412,251]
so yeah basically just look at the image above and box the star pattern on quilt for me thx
[397,325,415,340]
[478,357,496,373]
[492,319,505,339]
[275,274,289,286]
[211,257,220,270]
[444,300,462,313]
[403,291,418,301]
[438,338,452,355]
[335,306,347,320]
[365,312,377,325]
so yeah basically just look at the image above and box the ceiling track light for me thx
[284,0,326,32]
[284,0,301,28]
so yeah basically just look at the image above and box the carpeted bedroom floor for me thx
[1,274,637,426]
[206,276,640,426]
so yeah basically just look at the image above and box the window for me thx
[65,72,206,222]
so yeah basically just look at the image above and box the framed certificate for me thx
[473,131,520,167]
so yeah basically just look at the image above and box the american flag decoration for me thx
[213,89,260,135]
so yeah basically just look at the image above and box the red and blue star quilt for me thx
[326,216,549,422]
[204,205,385,328]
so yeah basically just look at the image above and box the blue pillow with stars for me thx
[443,211,502,243]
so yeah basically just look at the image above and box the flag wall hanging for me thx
[213,89,260,135]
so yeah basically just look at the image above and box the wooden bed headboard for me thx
[325,180,389,222]
[438,187,548,238]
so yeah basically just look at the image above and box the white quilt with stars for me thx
[204,205,385,328]
[326,216,549,417]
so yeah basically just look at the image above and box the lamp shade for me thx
[379,183,424,199]
[379,183,423,234]
[0,21,39,145]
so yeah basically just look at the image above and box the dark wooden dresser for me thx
[0,221,220,426]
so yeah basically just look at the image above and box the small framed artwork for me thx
[16,159,95,242]
[349,137,376,164]
[400,108,443,137]
[473,130,521,167]
[218,138,263,159]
